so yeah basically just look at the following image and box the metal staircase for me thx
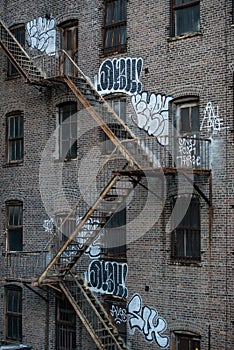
[0,18,46,82]
[60,272,128,350]
[38,173,140,283]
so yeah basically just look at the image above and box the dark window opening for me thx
[171,196,201,261]
[56,296,76,350]
[5,286,22,341]
[172,331,201,350]
[58,103,77,160]
[8,24,25,76]
[7,112,24,163]
[101,97,126,154]
[6,201,23,252]
[104,207,126,259]
[60,20,78,76]
[103,0,127,54]
[171,0,200,37]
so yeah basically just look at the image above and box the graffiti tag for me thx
[127,294,169,348]
[94,57,143,95]
[26,17,56,54]
[43,218,54,233]
[132,92,173,146]
[85,260,128,298]
[176,136,201,167]
[110,305,127,325]
[201,101,227,134]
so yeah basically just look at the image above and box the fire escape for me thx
[0,19,212,349]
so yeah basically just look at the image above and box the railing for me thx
[0,250,51,281]
[120,135,211,171]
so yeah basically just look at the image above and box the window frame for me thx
[6,112,24,164]
[59,20,78,76]
[5,286,22,342]
[58,102,78,161]
[104,207,127,260]
[101,96,126,154]
[8,24,25,77]
[171,0,200,37]
[103,0,127,55]
[56,296,76,350]
[6,201,23,252]
[173,98,200,136]
[172,331,201,350]
[171,195,201,262]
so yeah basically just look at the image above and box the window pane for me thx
[8,228,23,251]
[191,105,199,131]
[175,4,200,36]
[59,104,77,159]
[180,107,190,132]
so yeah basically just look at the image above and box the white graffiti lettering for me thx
[26,17,56,54]
[85,260,128,298]
[94,57,143,95]
[201,101,227,134]
[43,218,54,233]
[131,92,173,146]
[127,294,169,348]
[75,217,102,258]
[110,305,127,325]
[176,136,201,167]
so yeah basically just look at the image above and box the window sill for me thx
[3,161,24,168]
[5,74,22,81]
[100,46,127,58]
[170,259,201,267]
[168,31,202,42]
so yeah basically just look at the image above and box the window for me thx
[5,286,22,341]
[171,196,200,261]
[60,20,78,76]
[104,207,126,259]
[58,103,77,160]
[7,112,24,163]
[56,296,76,350]
[171,0,200,37]
[173,99,199,135]
[101,97,126,154]
[8,24,25,76]
[172,332,201,350]
[6,201,23,252]
[103,0,127,54]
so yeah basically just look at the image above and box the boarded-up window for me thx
[172,332,201,350]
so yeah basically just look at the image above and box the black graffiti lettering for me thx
[96,57,143,95]
[86,260,128,298]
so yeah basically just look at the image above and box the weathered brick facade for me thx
[0,1,233,349]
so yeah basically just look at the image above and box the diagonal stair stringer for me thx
[59,273,129,350]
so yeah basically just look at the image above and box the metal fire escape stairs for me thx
[0,19,159,350]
